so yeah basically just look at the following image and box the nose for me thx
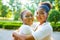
[29,16,32,19]
[36,14,40,17]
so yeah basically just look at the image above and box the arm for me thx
[25,35,35,40]
[12,32,35,40]
[12,32,25,40]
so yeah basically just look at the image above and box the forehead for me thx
[37,9,45,13]
[37,8,45,12]
[23,11,32,15]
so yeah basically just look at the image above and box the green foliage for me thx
[0,0,12,18]
[50,22,60,31]
[1,5,9,17]
[6,10,12,18]
[3,24,21,29]
[55,0,59,11]
[0,21,60,31]
[14,7,21,20]
[47,9,60,24]
[59,2,60,11]
[9,0,14,5]
[9,0,22,20]
[0,21,23,29]
[0,0,2,10]
[41,0,54,3]
[25,3,37,15]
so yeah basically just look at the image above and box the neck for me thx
[23,23,31,26]
[40,22,44,25]
[40,21,46,25]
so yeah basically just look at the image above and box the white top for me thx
[14,22,39,35]
[32,22,53,40]
[17,22,39,35]
[18,24,34,35]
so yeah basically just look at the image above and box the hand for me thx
[12,32,26,40]
[12,32,17,40]
[12,32,16,37]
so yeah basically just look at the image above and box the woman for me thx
[12,2,53,40]
[13,10,35,40]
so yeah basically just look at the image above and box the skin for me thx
[22,11,34,26]
[12,9,48,40]
[36,8,48,25]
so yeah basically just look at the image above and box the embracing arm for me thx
[25,35,35,40]
[12,32,35,40]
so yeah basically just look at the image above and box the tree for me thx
[55,0,59,11]
[25,3,37,15]
[9,0,22,20]
[6,10,12,18]
[0,0,3,16]
[0,0,10,17]
[1,5,9,17]
[47,9,60,25]
[41,0,54,3]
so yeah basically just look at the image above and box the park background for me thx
[0,0,60,40]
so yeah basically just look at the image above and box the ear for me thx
[46,14,48,18]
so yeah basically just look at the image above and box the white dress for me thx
[32,22,53,40]
[18,24,34,35]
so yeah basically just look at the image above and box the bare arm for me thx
[25,35,35,40]
[12,32,35,40]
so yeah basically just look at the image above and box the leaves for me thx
[47,9,60,24]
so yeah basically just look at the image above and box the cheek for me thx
[42,15,47,21]
[36,16,41,21]
[32,17,34,21]
[23,18,28,23]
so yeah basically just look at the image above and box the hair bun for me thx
[39,2,52,9]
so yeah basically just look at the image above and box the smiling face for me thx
[36,8,48,24]
[22,11,34,26]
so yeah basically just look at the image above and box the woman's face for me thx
[36,9,47,23]
[22,11,34,26]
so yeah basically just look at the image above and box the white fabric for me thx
[32,22,53,40]
[14,22,39,35]
[18,22,39,35]
[31,22,40,31]
[18,24,34,35]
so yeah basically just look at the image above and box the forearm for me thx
[13,32,35,40]
[12,32,23,40]
[14,34,35,40]
[25,35,35,40]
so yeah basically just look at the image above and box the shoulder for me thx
[45,22,53,32]
[19,24,31,31]
[21,24,30,28]
[19,25,31,32]
[45,22,52,27]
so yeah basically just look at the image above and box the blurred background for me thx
[0,0,60,40]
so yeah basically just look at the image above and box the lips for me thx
[28,20,33,22]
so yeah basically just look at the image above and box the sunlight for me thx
[2,0,31,5]
[2,0,9,5]
[20,0,31,5]
[2,0,32,8]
